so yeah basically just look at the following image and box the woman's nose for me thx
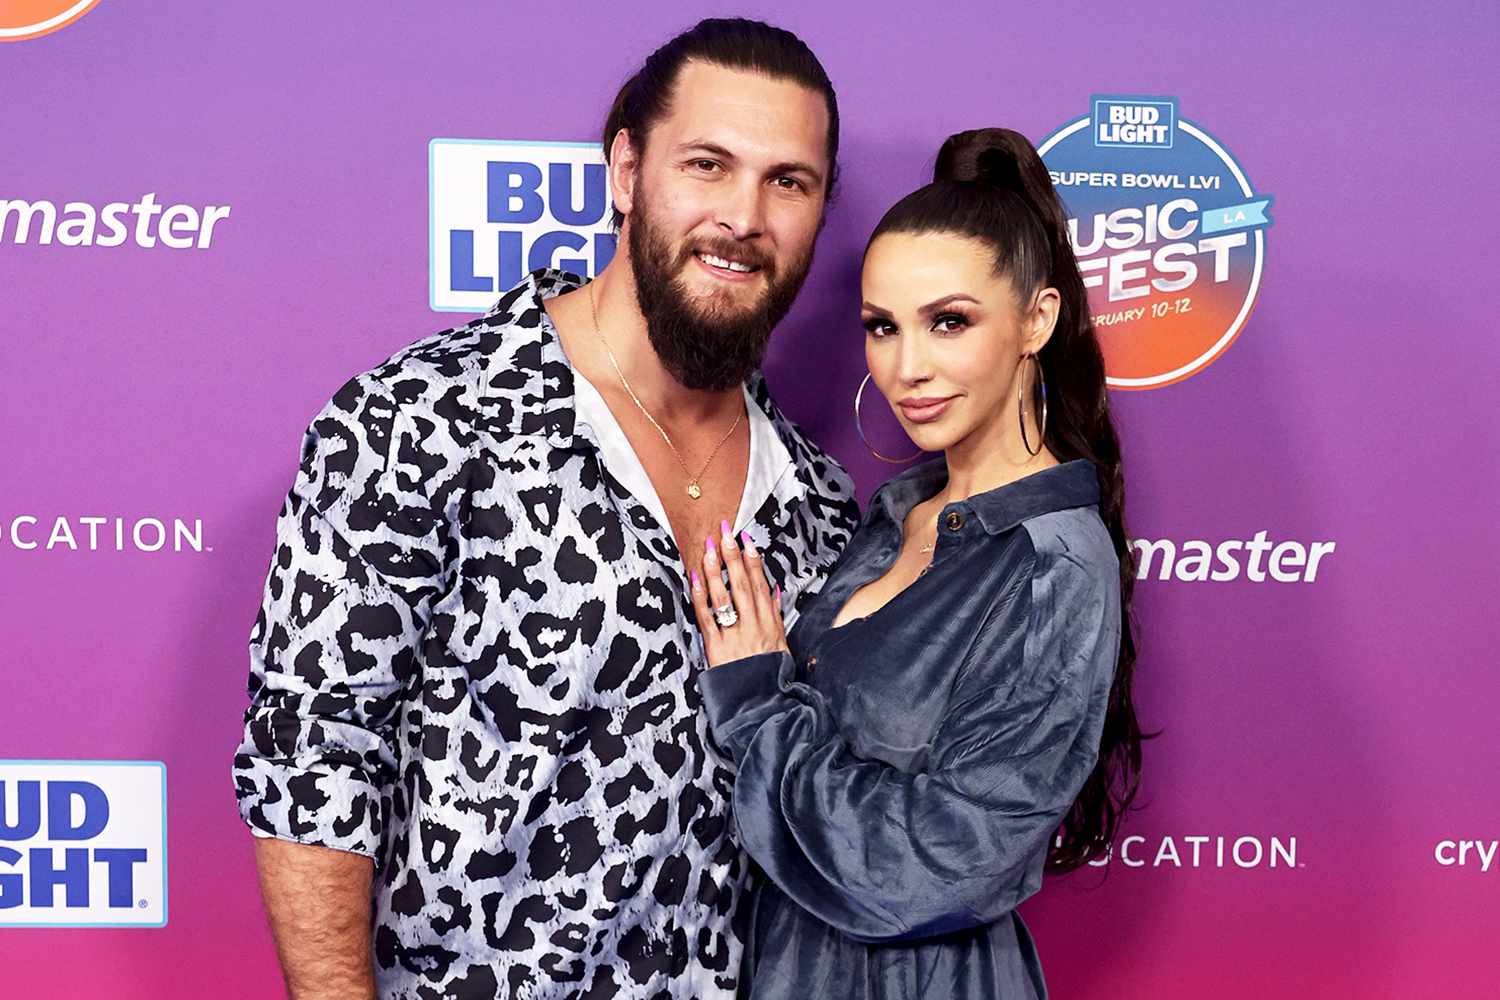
[896,331,932,384]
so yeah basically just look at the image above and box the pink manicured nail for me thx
[775,584,782,602]
[704,535,716,558]
[721,519,733,543]
[691,570,700,589]
[740,532,759,557]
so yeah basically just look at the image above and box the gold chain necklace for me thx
[588,282,742,500]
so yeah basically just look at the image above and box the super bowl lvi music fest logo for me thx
[0,1,99,41]
[1039,96,1274,389]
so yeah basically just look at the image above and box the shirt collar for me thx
[571,370,792,536]
[484,267,808,506]
[475,267,587,450]
[873,457,1101,535]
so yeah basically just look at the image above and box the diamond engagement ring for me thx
[713,602,739,628]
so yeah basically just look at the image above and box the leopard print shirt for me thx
[232,268,861,999]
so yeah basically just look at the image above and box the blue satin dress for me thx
[698,458,1122,999]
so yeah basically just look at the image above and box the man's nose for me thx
[715,175,767,242]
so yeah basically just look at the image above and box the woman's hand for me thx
[690,519,789,668]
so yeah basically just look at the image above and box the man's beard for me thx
[627,195,815,392]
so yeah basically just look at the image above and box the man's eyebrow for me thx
[677,140,737,162]
[676,140,824,186]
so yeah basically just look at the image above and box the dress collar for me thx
[873,457,1102,534]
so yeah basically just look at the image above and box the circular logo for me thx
[1038,96,1274,389]
[0,1,100,42]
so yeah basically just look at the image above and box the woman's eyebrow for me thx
[862,294,980,318]
[917,293,980,316]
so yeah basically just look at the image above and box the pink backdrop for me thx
[3,1,1497,996]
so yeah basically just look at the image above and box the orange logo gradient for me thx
[1,1,100,42]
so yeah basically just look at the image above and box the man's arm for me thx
[234,372,446,997]
[254,839,376,1000]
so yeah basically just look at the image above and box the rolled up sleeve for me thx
[232,373,443,859]
[700,543,1121,944]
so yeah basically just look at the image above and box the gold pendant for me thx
[687,483,702,499]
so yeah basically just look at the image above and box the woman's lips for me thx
[897,395,957,423]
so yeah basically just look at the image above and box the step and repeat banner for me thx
[3,2,1496,997]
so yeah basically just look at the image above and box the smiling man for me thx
[233,18,860,1000]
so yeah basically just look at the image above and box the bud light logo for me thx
[1039,95,1275,389]
[430,139,618,312]
[1092,97,1175,149]
[0,761,167,927]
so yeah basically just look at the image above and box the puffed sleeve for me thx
[698,532,1120,943]
[232,372,446,859]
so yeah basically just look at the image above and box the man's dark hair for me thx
[600,17,840,230]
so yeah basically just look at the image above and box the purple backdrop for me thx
[3,1,1498,996]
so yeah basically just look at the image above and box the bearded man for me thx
[232,17,860,1000]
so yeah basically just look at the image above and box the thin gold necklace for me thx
[588,282,742,500]
[913,505,939,554]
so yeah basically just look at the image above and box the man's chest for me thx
[430,433,841,688]
[614,415,753,570]
[417,448,712,822]
[659,490,746,576]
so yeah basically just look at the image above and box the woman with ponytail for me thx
[689,128,1144,998]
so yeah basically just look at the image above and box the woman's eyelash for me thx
[863,313,973,336]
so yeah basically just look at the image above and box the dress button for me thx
[945,511,964,531]
[807,655,819,671]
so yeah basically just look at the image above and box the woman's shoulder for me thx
[1018,503,1119,591]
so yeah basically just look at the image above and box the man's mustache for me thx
[681,238,775,275]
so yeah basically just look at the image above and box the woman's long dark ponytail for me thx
[871,128,1150,871]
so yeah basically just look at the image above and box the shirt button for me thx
[807,655,819,671]
[945,511,964,531]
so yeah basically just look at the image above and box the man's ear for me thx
[609,128,639,219]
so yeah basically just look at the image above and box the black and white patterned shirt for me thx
[232,268,861,999]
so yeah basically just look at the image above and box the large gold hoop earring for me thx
[854,373,923,464]
[1019,353,1048,457]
